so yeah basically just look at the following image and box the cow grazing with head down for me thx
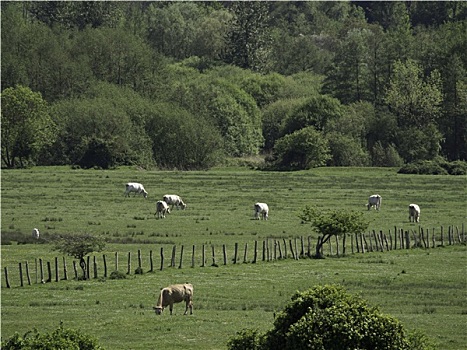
[163,194,186,210]
[124,182,148,198]
[32,228,40,240]
[367,194,382,210]
[409,204,420,222]
[153,284,193,315]
[155,200,170,219]
[254,202,269,220]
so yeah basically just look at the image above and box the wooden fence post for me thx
[93,256,98,279]
[171,246,176,267]
[266,238,270,261]
[252,241,258,263]
[335,235,340,257]
[35,258,38,284]
[102,255,107,278]
[4,267,10,288]
[160,247,164,271]
[39,258,44,283]
[191,245,195,268]
[47,261,52,282]
[361,233,366,254]
[294,238,299,260]
[55,257,59,282]
[201,245,205,267]
[223,245,227,265]
[355,233,360,253]
[211,245,217,267]
[289,240,295,260]
[440,226,444,246]
[19,262,24,287]
[394,226,398,250]
[262,241,266,261]
[283,239,288,258]
[63,257,68,280]
[25,261,31,285]
[307,236,311,257]
[432,228,436,248]
[149,250,154,272]
[243,243,248,263]
[127,252,131,275]
[342,234,346,256]
[404,231,410,249]
[300,236,305,258]
[179,245,184,269]
[233,243,238,264]
[115,252,118,271]
[273,240,277,260]
[138,249,142,270]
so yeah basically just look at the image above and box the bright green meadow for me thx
[1,166,466,349]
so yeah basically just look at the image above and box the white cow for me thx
[153,283,194,315]
[163,194,186,210]
[32,228,40,239]
[367,194,382,210]
[409,204,420,223]
[124,182,148,198]
[155,200,170,219]
[254,202,269,220]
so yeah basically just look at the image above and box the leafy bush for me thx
[109,270,126,280]
[227,285,434,350]
[270,126,331,170]
[399,159,466,175]
[2,324,104,350]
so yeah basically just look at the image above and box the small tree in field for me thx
[52,233,105,280]
[298,206,368,258]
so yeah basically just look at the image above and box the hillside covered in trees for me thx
[2,1,466,170]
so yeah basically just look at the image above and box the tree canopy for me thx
[1,1,466,169]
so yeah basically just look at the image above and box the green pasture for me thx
[1,166,466,349]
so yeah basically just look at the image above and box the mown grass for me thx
[1,166,466,349]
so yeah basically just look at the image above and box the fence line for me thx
[3,224,465,288]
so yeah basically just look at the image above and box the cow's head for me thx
[143,191,148,199]
[153,306,163,315]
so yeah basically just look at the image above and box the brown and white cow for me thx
[153,283,193,315]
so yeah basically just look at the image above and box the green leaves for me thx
[1,85,56,168]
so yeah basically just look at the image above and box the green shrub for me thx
[399,159,467,175]
[228,285,434,350]
[2,324,104,350]
[109,270,126,280]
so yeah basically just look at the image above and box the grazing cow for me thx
[254,202,269,220]
[409,204,420,223]
[367,194,382,210]
[155,200,170,219]
[163,194,186,210]
[32,228,40,239]
[124,182,148,198]
[153,283,193,315]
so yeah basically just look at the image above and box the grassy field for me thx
[1,166,466,349]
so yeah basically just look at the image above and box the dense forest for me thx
[1,1,466,170]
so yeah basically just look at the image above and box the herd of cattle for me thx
[121,184,421,315]
[31,183,421,315]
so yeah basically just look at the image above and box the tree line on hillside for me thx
[1,1,466,170]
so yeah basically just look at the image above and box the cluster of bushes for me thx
[228,285,434,350]
[2,324,104,350]
[399,159,467,175]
